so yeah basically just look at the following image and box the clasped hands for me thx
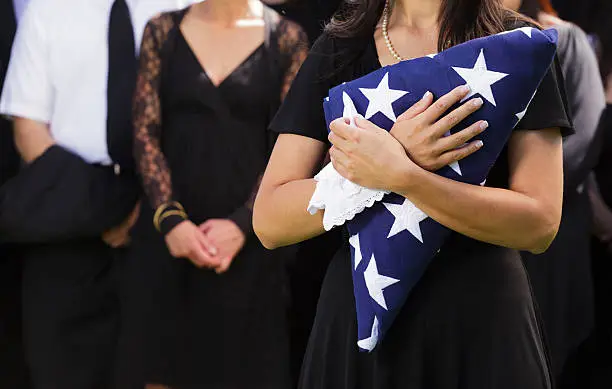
[164,218,246,273]
[328,85,488,191]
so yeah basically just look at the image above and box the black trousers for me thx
[0,141,138,388]
[22,238,124,389]
[0,245,30,389]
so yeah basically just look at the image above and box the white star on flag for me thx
[449,161,462,176]
[384,199,428,242]
[515,106,528,122]
[349,234,363,270]
[359,72,409,122]
[343,91,360,126]
[364,254,400,310]
[499,26,534,38]
[515,89,538,122]
[444,130,462,176]
[357,316,380,352]
[452,49,509,107]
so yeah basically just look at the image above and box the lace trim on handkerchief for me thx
[308,163,389,231]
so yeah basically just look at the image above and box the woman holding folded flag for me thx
[254,0,572,388]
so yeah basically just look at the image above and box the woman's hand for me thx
[165,220,220,269]
[199,219,246,274]
[389,85,488,172]
[328,116,413,192]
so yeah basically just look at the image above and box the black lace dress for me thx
[117,8,308,389]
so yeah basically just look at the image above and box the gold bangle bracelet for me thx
[153,201,186,231]
[153,204,172,229]
[155,210,188,232]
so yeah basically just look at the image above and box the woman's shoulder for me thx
[269,9,310,52]
[553,21,590,51]
[145,8,187,37]
[310,30,371,54]
[304,30,374,74]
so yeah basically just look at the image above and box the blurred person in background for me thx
[0,0,192,387]
[504,0,605,387]
[552,0,612,386]
[587,52,612,389]
[587,106,612,389]
[551,0,612,77]
[117,1,308,388]
[0,1,31,388]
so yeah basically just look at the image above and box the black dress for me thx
[117,8,309,389]
[270,30,572,389]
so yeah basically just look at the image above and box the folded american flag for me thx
[308,27,558,352]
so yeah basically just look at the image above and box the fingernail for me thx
[476,140,484,148]
[472,98,483,107]
[210,247,218,255]
[480,121,489,130]
[460,84,471,94]
[422,91,432,99]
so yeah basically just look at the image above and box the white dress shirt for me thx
[12,0,30,23]
[0,0,195,165]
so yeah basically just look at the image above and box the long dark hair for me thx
[326,0,515,52]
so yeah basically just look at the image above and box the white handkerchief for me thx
[308,92,389,230]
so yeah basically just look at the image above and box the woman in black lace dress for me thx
[254,0,572,388]
[117,2,308,389]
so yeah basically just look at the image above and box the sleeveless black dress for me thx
[270,30,573,389]
[117,8,309,389]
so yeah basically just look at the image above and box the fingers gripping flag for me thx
[308,27,558,352]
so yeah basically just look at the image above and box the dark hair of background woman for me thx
[325,0,524,52]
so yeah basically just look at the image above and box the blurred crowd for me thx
[0,0,612,388]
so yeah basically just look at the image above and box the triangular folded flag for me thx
[308,27,558,352]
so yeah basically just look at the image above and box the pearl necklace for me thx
[382,0,450,63]
[382,0,404,62]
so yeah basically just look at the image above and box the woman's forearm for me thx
[253,178,325,249]
[395,166,560,254]
[254,134,329,249]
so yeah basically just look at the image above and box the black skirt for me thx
[299,233,553,389]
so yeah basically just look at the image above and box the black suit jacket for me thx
[0,1,140,244]
[0,0,19,188]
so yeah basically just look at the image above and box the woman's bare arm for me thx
[329,117,564,254]
[393,129,563,254]
[253,134,328,249]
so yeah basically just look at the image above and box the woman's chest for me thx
[163,36,272,120]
